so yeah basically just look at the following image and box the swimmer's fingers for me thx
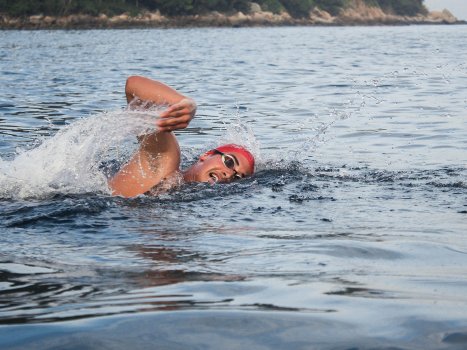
[157,98,196,131]
[159,98,196,120]
[157,112,192,129]
[158,122,189,132]
[157,114,191,131]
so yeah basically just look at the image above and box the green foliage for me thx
[231,0,251,13]
[280,0,314,18]
[258,0,284,14]
[315,0,346,16]
[371,0,426,16]
[363,0,379,6]
[0,0,133,17]
[147,0,193,16]
[138,0,251,15]
[0,0,41,16]
[0,0,428,18]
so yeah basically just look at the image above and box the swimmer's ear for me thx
[199,150,215,161]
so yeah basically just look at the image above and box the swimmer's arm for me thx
[125,76,196,132]
[108,131,180,198]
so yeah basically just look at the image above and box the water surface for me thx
[0,26,466,349]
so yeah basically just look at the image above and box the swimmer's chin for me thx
[182,168,210,184]
[208,172,219,184]
[197,175,218,185]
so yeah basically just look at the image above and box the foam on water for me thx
[0,106,268,200]
[219,118,262,165]
[0,108,159,200]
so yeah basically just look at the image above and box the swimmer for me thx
[108,76,255,197]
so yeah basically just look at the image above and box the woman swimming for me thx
[108,76,255,197]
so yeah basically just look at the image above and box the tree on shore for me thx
[370,0,426,16]
[0,0,428,18]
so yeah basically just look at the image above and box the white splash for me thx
[0,108,160,199]
[221,119,260,160]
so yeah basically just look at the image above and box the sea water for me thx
[0,26,466,349]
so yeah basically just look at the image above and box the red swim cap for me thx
[215,144,255,174]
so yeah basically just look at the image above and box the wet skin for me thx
[183,150,254,184]
[109,76,254,197]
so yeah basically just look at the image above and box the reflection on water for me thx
[1,25,467,348]
[0,164,465,328]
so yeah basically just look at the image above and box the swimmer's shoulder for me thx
[140,130,181,175]
[108,131,181,197]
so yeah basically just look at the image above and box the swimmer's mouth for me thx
[209,172,219,183]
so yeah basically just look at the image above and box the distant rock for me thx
[147,10,164,22]
[340,0,390,23]
[29,15,44,25]
[249,3,262,14]
[309,7,334,24]
[428,9,457,24]
[109,13,129,23]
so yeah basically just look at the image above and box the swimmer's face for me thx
[183,149,254,184]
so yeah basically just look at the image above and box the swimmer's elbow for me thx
[125,76,141,102]
[108,178,131,198]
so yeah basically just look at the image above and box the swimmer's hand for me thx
[157,98,196,132]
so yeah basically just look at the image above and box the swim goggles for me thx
[213,149,242,181]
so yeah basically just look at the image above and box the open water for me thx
[0,25,466,349]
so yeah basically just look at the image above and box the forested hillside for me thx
[0,0,427,18]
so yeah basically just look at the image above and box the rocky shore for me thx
[0,2,463,30]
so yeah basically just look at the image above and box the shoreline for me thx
[1,8,464,30]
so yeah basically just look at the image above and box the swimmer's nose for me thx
[225,168,235,176]
[222,168,237,181]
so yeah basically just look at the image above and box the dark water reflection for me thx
[1,26,467,348]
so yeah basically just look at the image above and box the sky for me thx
[424,0,467,20]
